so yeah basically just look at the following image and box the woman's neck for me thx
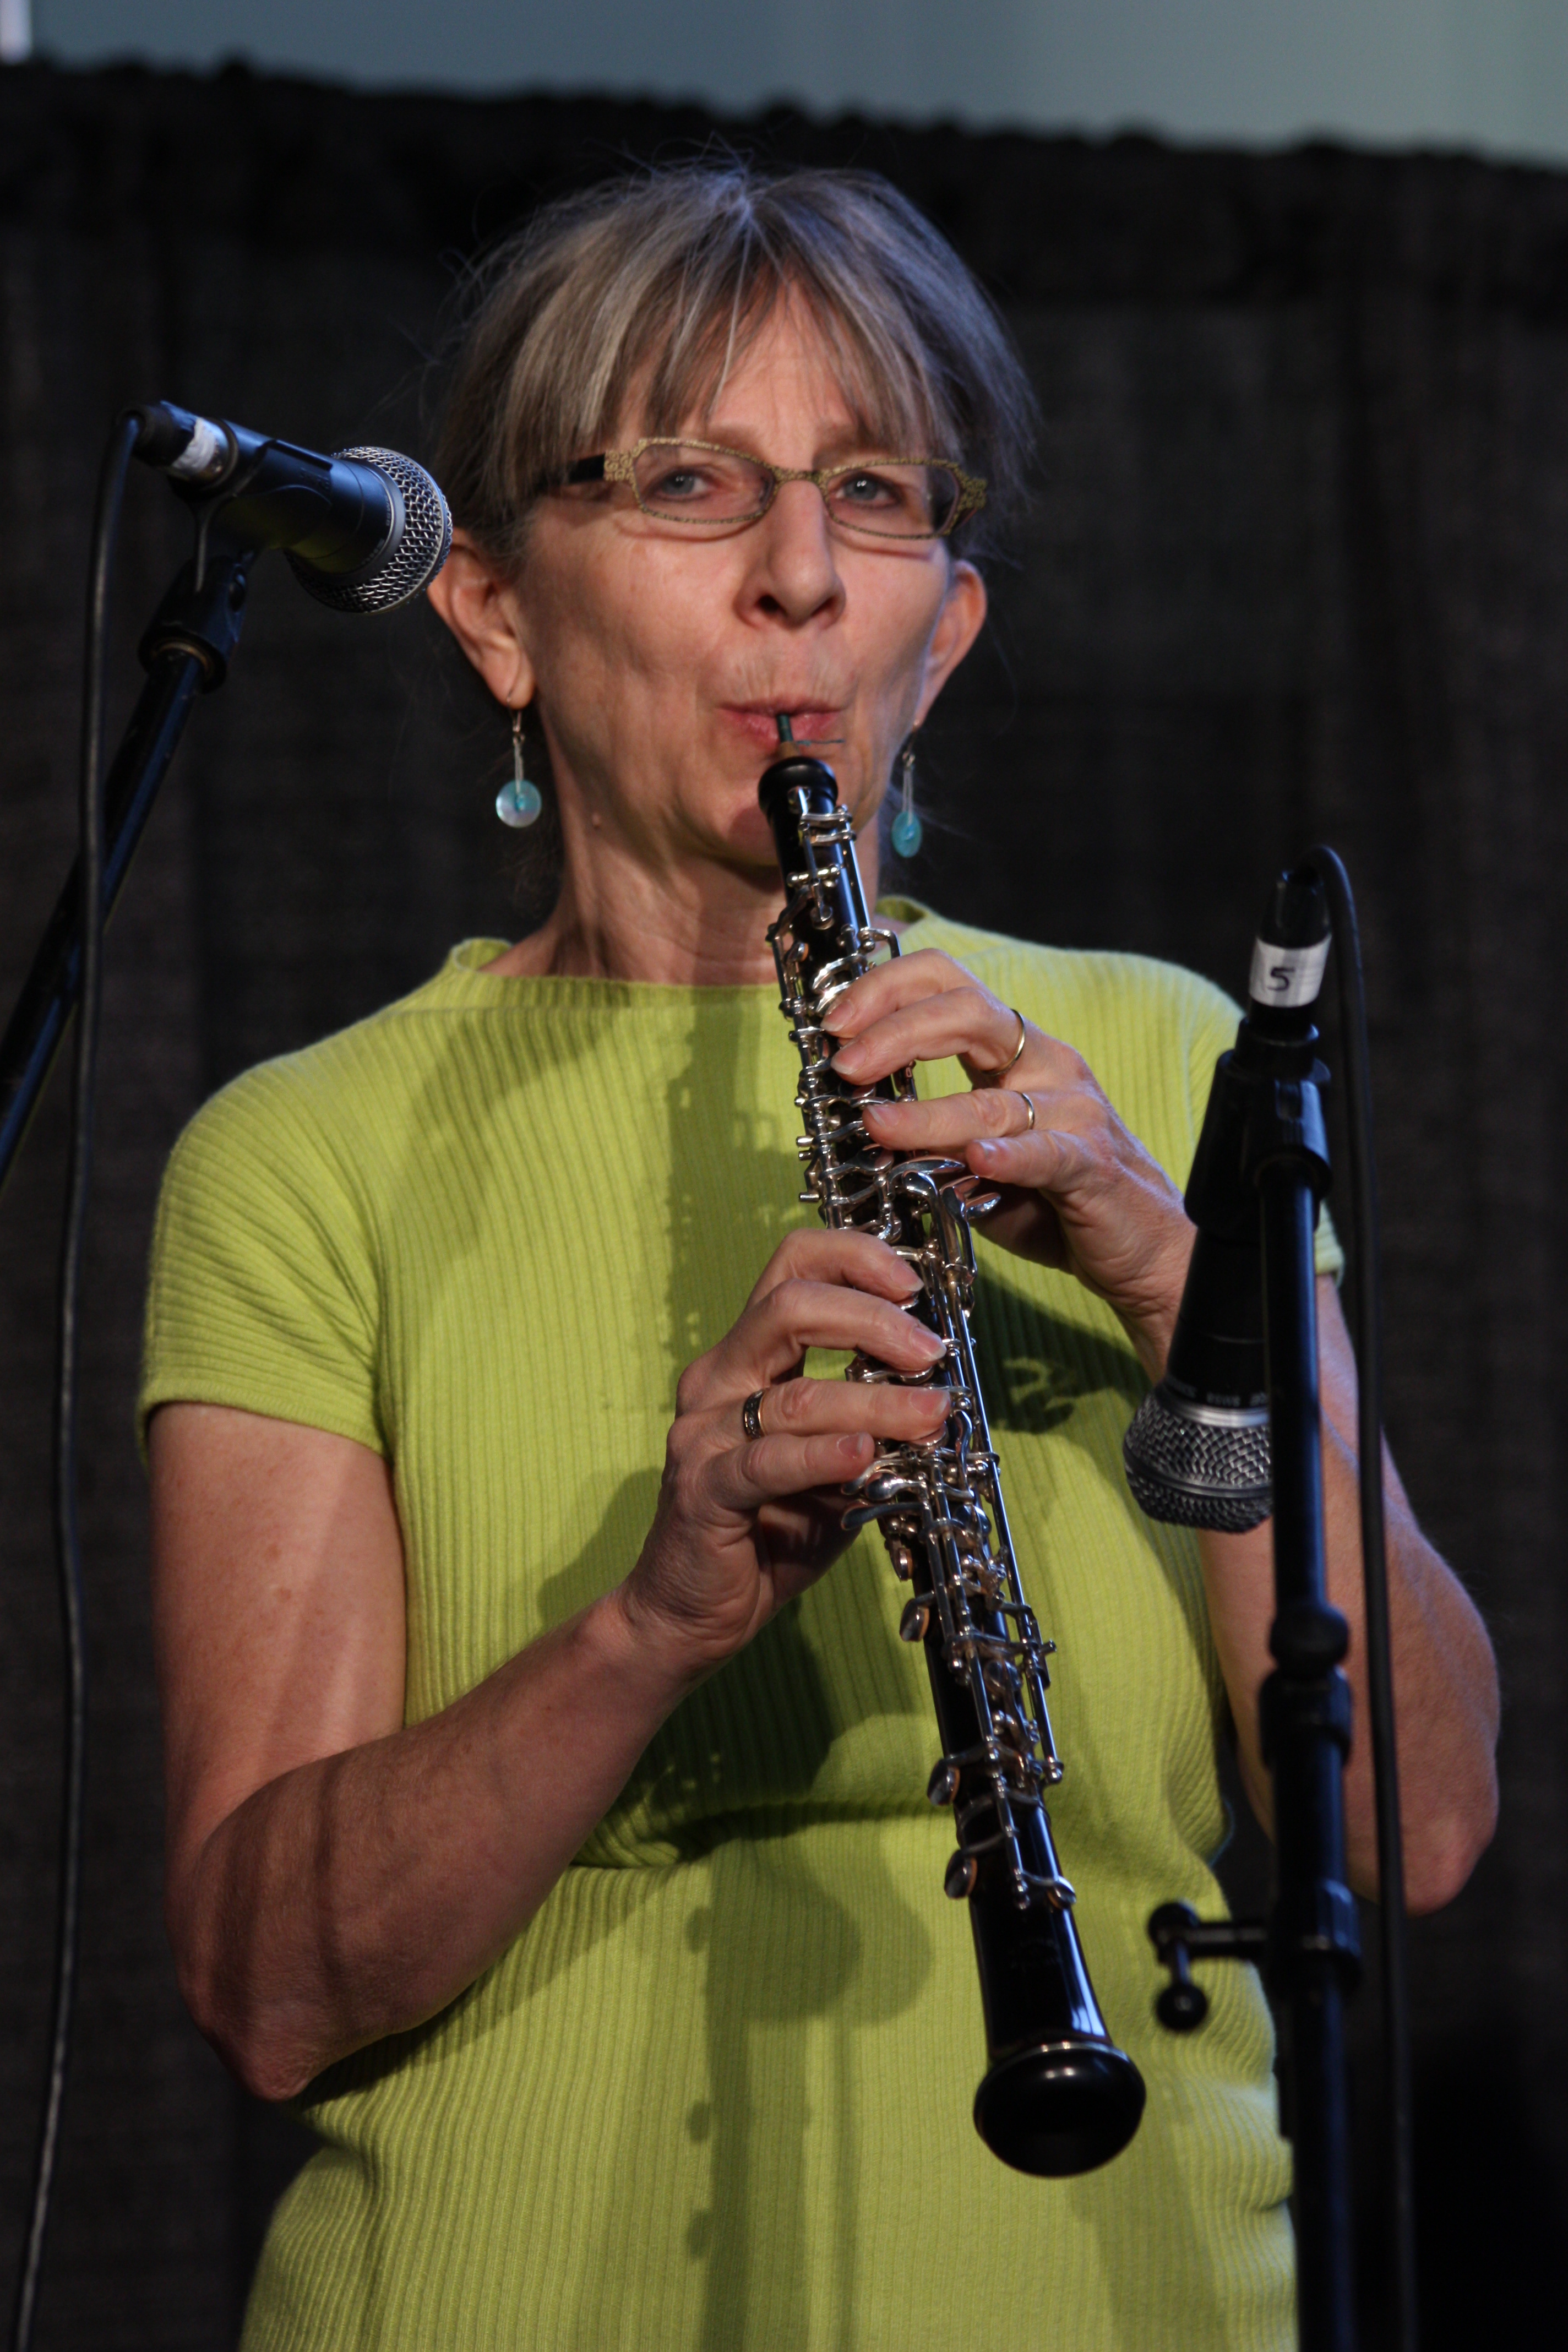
[487,802,888,985]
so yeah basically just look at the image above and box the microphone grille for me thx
[290,447,453,614]
[1122,1390,1272,1533]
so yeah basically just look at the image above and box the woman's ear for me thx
[914,558,988,725]
[426,530,536,709]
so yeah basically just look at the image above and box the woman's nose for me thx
[743,480,845,623]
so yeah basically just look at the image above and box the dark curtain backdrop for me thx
[2,59,1564,2349]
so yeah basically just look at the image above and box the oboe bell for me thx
[758,725,1146,2177]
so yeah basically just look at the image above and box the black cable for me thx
[10,410,141,2352]
[1306,845,1418,2352]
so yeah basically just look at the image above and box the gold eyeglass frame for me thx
[560,437,987,540]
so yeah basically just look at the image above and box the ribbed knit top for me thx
[140,908,1335,2351]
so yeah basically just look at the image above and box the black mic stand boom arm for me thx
[0,529,252,1197]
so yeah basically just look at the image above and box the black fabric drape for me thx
[1,60,1562,2349]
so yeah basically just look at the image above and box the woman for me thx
[141,167,1498,2350]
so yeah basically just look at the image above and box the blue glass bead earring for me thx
[890,736,923,859]
[496,706,542,828]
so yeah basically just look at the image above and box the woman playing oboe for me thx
[140,166,1498,2350]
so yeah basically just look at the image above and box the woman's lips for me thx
[721,706,845,752]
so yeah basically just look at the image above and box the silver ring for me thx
[1015,1090,1036,1132]
[742,1390,767,1441]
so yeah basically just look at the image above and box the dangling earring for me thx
[496,706,542,828]
[890,735,923,858]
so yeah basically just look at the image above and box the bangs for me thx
[631,276,947,458]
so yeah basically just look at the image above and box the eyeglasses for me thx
[558,438,987,541]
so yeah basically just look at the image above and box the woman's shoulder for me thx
[138,967,490,1464]
[888,902,1242,1048]
[166,943,507,1179]
[139,955,505,1458]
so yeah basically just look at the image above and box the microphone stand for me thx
[0,526,254,1196]
[1149,1001,1362,2352]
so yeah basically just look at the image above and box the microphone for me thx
[1123,868,1332,1531]
[130,400,452,613]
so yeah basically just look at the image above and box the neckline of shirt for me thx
[424,900,946,1006]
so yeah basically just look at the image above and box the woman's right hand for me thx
[618,1228,950,1683]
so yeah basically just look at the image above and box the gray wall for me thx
[28,0,1568,164]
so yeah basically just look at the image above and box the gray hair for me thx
[435,163,1037,571]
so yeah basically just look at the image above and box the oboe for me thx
[759,725,1145,2177]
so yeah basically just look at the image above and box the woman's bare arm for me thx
[1197,1278,1500,1913]
[150,1402,690,2101]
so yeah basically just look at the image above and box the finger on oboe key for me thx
[741,1225,923,1310]
[685,1281,945,1411]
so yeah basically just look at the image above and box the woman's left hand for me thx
[824,948,1195,1379]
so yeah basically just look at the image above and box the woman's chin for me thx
[674,750,871,876]
[720,800,791,873]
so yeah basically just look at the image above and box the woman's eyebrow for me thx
[687,427,911,466]
[813,434,895,465]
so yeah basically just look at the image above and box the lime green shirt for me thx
[141,910,1335,2352]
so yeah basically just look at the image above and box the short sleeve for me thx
[1184,980,1345,1284]
[138,1060,385,1462]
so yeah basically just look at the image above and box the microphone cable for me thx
[11,409,140,2352]
[1306,846,1417,2352]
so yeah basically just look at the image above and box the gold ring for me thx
[742,1390,767,1441]
[1016,1091,1036,1132]
[999,1008,1028,1074]
[974,1007,1028,1085]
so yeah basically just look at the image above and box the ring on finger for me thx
[1015,1090,1036,1133]
[973,1006,1028,1086]
[741,1390,767,1441]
